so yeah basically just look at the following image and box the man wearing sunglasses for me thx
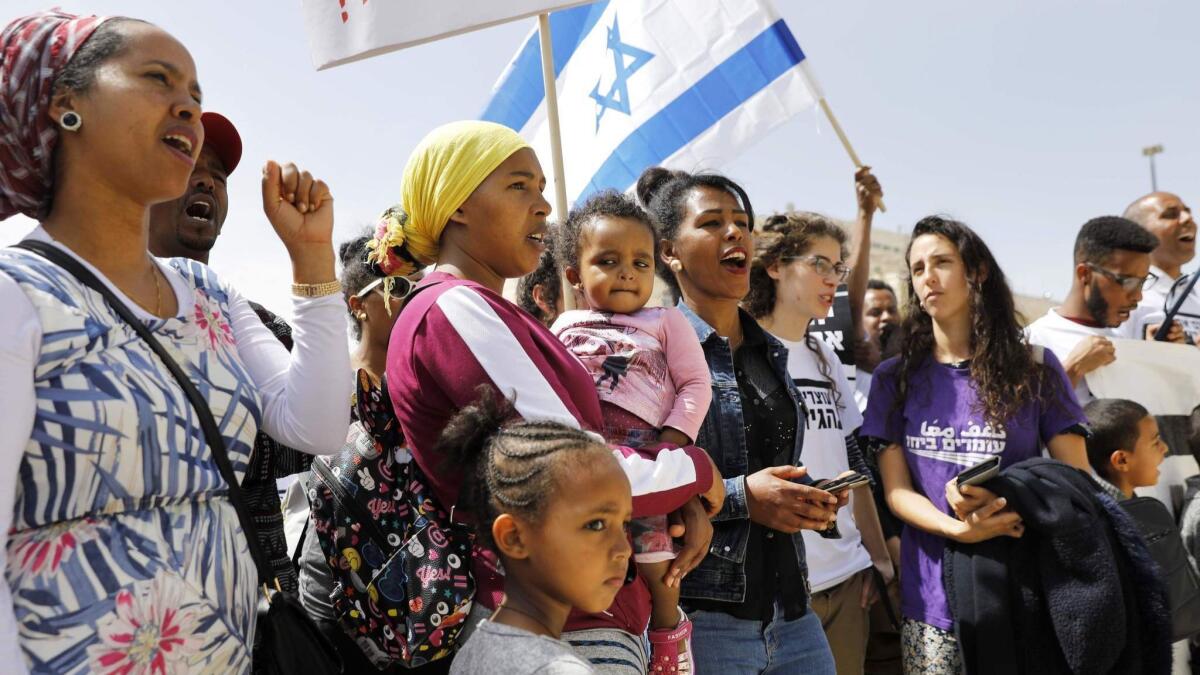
[1026,216,1182,405]
[1122,191,1199,344]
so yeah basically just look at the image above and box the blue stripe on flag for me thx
[481,1,610,131]
[579,19,805,203]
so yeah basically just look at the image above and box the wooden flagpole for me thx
[537,13,577,310]
[798,62,886,213]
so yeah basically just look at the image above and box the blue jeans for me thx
[690,602,837,675]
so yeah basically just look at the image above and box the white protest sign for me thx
[302,0,593,69]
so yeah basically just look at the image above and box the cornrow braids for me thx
[436,386,611,547]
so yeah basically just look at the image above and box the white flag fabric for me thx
[481,0,818,206]
[302,0,592,70]
[1087,339,1200,416]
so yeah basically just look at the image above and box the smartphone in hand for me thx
[815,472,871,494]
[955,455,1000,488]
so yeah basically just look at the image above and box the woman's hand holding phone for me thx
[946,495,1025,543]
[945,481,999,521]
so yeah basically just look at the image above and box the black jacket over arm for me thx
[945,458,1171,675]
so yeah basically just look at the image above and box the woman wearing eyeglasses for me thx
[295,218,430,674]
[744,212,894,675]
[860,216,1088,673]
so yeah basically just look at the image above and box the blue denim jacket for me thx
[676,300,816,605]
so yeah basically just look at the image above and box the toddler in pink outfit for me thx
[551,191,711,674]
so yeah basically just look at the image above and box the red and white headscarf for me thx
[0,10,109,220]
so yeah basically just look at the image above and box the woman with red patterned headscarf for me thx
[0,11,352,673]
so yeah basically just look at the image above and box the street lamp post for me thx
[1142,144,1164,191]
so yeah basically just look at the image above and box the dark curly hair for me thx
[556,190,658,272]
[436,386,613,547]
[338,230,378,340]
[635,167,755,293]
[744,212,848,408]
[1074,215,1159,265]
[893,216,1060,429]
[743,212,848,318]
[516,228,561,326]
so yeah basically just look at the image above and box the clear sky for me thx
[3,0,1195,316]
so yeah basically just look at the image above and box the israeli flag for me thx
[482,0,818,206]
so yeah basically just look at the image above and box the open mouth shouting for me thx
[720,247,748,273]
[184,193,217,226]
[161,127,197,165]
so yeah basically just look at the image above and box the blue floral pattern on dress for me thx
[0,251,263,674]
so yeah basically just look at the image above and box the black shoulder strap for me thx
[1155,272,1200,341]
[12,240,276,585]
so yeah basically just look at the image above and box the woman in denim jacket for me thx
[638,167,848,675]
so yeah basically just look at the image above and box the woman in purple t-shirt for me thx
[860,216,1088,674]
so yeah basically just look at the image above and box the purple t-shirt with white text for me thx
[860,351,1085,630]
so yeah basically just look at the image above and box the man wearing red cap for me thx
[150,112,314,616]
[149,111,241,261]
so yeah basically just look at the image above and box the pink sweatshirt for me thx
[385,273,714,634]
[552,307,712,442]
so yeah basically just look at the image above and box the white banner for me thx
[302,0,593,70]
[1087,339,1200,416]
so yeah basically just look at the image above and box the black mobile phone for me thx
[955,455,1001,488]
[817,472,871,494]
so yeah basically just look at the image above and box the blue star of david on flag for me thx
[589,16,653,132]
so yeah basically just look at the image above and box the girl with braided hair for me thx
[445,388,633,675]
[376,121,724,672]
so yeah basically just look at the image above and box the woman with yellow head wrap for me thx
[368,120,540,283]
[381,122,723,674]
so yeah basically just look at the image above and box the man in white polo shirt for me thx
[1026,216,1170,404]
[1121,191,1199,343]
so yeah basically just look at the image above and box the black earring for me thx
[59,111,82,132]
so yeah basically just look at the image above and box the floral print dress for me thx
[0,251,262,674]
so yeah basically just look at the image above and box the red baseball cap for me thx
[200,111,242,175]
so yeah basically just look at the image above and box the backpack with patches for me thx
[307,369,475,668]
